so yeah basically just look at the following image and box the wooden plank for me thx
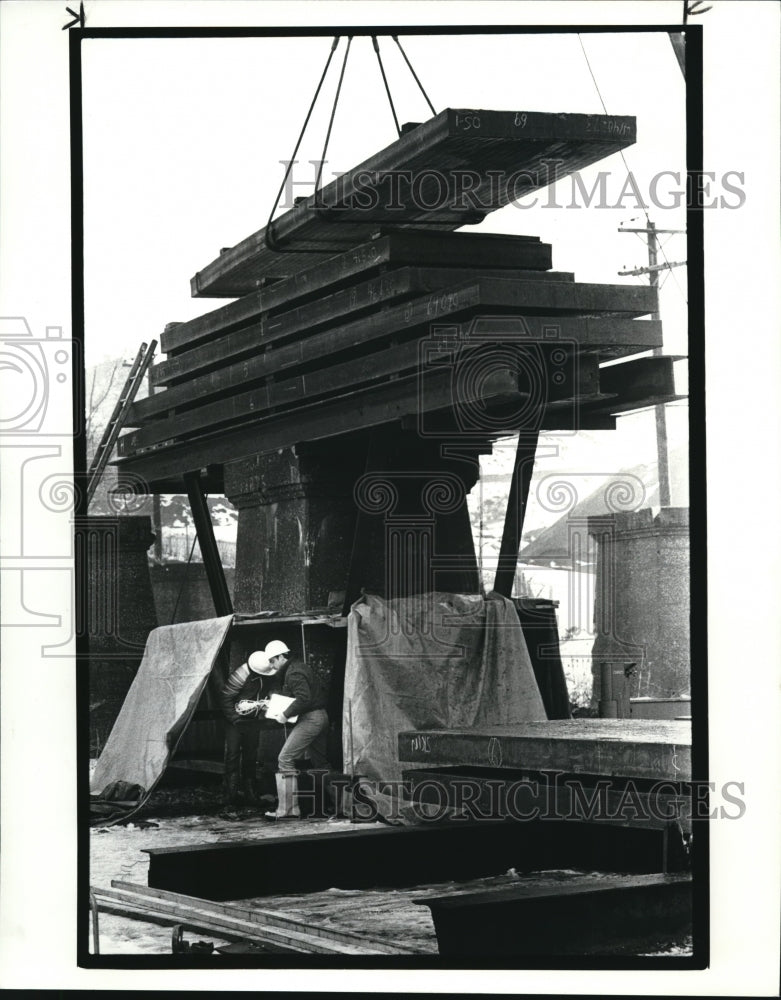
[176,231,568,355]
[154,281,476,388]
[114,362,634,489]
[123,341,605,453]
[193,225,552,298]
[397,720,692,781]
[470,276,657,317]
[126,340,432,450]
[94,890,315,953]
[150,280,658,396]
[402,402,617,434]
[90,891,279,949]
[134,314,659,428]
[193,109,635,294]
[166,261,577,362]
[154,276,657,389]
[158,264,433,384]
[117,365,521,464]
[110,881,418,954]
[95,886,375,954]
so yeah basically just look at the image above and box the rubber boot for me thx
[241,778,259,806]
[264,772,301,820]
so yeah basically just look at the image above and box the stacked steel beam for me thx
[191,108,639,295]
[115,109,682,491]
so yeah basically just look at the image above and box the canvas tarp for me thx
[343,592,547,799]
[90,615,233,824]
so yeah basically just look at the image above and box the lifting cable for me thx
[393,35,437,116]
[265,33,435,253]
[265,36,341,235]
[372,36,401,136]
[576,33,687,306]
[314,35,353,195]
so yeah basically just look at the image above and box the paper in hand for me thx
[264,693,298,723]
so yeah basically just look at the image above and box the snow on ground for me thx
[90,812,367,954]
[90,812,692,958]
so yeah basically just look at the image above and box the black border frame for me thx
[73,22,707,973]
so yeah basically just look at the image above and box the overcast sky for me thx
[81,29,688,367]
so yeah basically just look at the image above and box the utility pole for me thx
[147,363,164,563]
[618,221,686,508]
[647,222,670,507]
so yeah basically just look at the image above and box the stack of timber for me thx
[115,110,683,492]
[191,109,638,294]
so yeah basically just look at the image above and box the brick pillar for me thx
[589,507,690,703]
[350,431,484,599]
[225,445,363,615]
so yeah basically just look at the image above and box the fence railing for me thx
[155,529,236,567]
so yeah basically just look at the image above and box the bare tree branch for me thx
[86,360,122,456]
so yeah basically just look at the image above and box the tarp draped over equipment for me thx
[90,615,233,824]
[343,592,547,789]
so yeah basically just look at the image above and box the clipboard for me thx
[265,693,298,724]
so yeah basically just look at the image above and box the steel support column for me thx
[492,432,539,597]
[183,469,233,617]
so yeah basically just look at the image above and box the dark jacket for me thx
[280,659,327,720]
[221,663,275,725]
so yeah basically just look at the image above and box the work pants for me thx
[224,719,261,781]
[277,708,329,774]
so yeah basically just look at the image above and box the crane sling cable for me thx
[86,339,156,505]
[363,38,475,227]
[263,35,459,257]
[392,35,437,116]
[313,35,353,195]
[372,35,401,137]
[576,33,687,307]
[264,35,341,252]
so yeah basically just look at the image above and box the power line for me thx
[576,34,688,308]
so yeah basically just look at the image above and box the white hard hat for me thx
[247,650,273,674]
[265,639,290,658]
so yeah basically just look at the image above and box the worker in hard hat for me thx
[219,649,278,807]
[262,639,330,820]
